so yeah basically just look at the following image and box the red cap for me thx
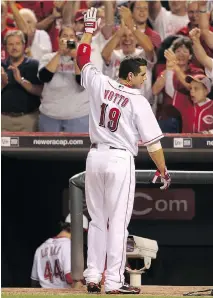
[185,74,212,93]
[75,9,86,22]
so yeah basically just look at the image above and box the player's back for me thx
[89,78,140,155]
[82,63,163,155]
[31,238,70,288]
[81,63,163,155]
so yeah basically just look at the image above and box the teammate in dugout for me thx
[76,7,171,295]
[31,214,88,288]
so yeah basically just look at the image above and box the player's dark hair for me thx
[119,57,147,80]
[60,222,71,233]
[171,36,193,55]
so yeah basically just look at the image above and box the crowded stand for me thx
[1,0,213,134]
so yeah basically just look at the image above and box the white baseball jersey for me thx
[205,58,213,80]
[81,63,163,156]
[31,237,71,288]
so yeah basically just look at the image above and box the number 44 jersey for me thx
[81,63,163,156]
[31,237,71,288]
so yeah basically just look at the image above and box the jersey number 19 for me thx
[99,103,121,132]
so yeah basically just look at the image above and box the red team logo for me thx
[203,115,213,125]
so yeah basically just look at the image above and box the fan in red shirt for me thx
[185,74,213,133]
[129,1,161,49]
[177,0,213,68]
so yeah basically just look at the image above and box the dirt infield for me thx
[2,286,213,296]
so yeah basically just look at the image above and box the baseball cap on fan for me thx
[65,214,88,231]
[74,9,86,22]
[185,74,212,93]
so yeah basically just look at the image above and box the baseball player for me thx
[189,28,213,80]
[77,7,171,295]
[31,214,88,288]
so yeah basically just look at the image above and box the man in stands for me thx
[178,1,213,68]
[148,0,189,40]
[1,30,43,131]
[101,17,155,102]
[178,1,200,35]
[129,1,161,49]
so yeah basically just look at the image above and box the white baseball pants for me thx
[83,144,135,291]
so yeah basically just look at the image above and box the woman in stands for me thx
[152,36,203,133]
